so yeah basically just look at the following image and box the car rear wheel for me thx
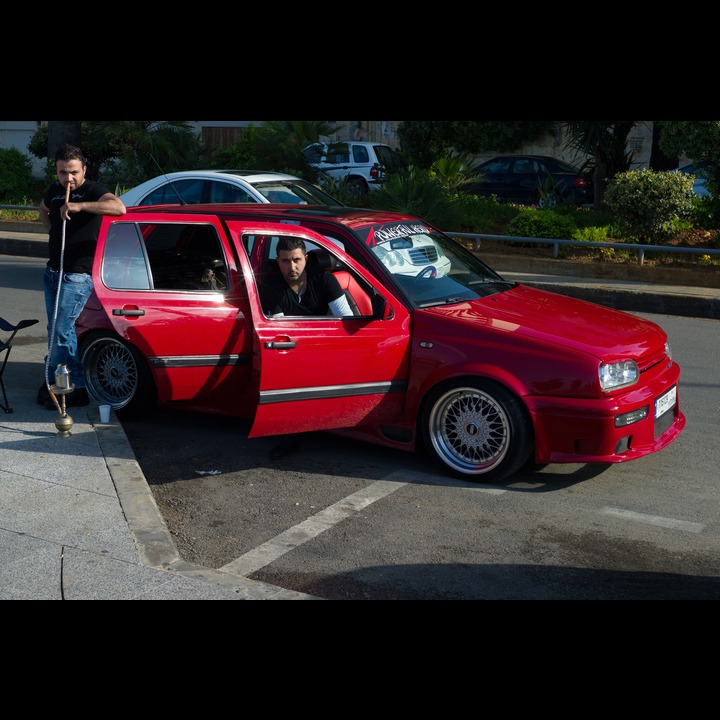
[420,379,534,482]
[345,176,368,200]
[80,331,156,419]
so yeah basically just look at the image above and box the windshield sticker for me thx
[364,222,432,247]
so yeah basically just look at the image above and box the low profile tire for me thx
[80,331,156,419]
[420,379,534,482]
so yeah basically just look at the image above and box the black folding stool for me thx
[0,316,39,413]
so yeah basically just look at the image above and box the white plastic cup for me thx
[99,405,111,423]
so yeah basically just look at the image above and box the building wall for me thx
[0,120,45,177]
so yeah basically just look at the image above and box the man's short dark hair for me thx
[55,144,86,164]
[276,236,306,255]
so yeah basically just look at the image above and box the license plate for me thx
[655,386,677,419]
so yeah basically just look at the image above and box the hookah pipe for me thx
[46,180,75,435]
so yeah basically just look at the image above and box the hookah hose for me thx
[45,181,72,414]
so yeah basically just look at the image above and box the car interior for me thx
[259,238,373,317]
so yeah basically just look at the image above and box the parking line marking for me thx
[601,507,705,533]
[219,479,406,577]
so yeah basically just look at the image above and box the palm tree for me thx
[562,121,637,209]
[251,120,343,178]
[84,121,205,186]
[46,121,81,157]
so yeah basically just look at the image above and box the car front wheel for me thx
[420,379,534,482]
[80,331,156,419]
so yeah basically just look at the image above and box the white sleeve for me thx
[328,293,353,316]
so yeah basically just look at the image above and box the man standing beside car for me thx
[36,144,126,409]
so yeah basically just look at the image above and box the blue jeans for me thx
[43,267,94,389]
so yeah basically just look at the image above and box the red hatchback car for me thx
[76,203,685,482]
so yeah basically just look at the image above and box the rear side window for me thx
[140,178,206,205]
[103,223,153,289]
[209,181,256,203]
[351,145,370,163]
[303,144,326,163]
[102,222,229,292]
[482,158,513,174]
[374,145,406,172]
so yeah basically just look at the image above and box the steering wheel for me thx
[417,266,437,279]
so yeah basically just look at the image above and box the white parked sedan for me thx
[119,169,343,207]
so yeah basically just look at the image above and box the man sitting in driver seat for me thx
[261,237,352,317]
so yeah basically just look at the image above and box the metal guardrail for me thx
[2,204,718,267]
[446,232,720,266]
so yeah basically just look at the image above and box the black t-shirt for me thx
[44,179,111,273]
[261,267,344,316]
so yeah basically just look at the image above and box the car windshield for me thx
[253,180,342,205]
[360,221,513,307]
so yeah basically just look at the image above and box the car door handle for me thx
[112,308,145,316]
[264,340,297,349]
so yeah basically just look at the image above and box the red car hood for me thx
[426,283,667,360]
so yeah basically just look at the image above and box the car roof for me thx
[124,202,424,231]
[482,154,572,163]
[119,169,342,206]
[141,169,302,181]
[480,155,582,171]
[307,141,392,147]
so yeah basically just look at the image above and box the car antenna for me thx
[150,154,186,205]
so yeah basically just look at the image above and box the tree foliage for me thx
[0,147,42,202]
[562,121,637,209]
[657,120,720,198]
[29,121,205,187]
[397,121,556,167]
[366,165,466,228]
[206,119,343,181]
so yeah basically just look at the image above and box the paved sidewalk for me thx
[0,337,320,600]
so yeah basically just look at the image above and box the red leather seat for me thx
[307,249,372,316]
[332,270,372,316]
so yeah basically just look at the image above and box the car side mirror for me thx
[371,291,392,320]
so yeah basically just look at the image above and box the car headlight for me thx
[383,251,404,267]
[599,360,639,391]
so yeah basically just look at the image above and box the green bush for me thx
[604,168,696,243]
[453,193,521,232]
[569,225,621,260]
[572,225,610,242]
[366,166,466,229]
[692,194,720,230]
[505,208,576,240]
[0,147,43,203]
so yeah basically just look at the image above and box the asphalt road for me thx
[3,254,719,600]
[120,311,720,600]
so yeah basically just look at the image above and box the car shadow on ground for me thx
[120,406,611,491]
